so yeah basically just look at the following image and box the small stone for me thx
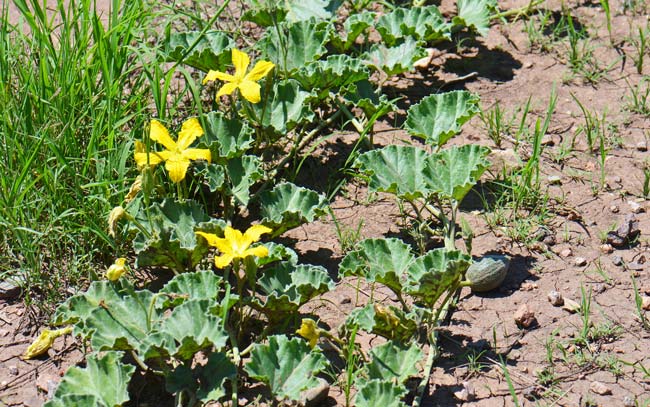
[514,304,537,329]
[299,377,329,407]
[574,257,588,267]
[628,261,645,271]
[510,350,521,360]
[8,365,18,375]
[589,381,612,395]
[560,248,573,258]
[600,244,613,254]
[413,48,436,70]
[612,176,622,184]
[0,280,21,299]
[524,61,533,69]
[593,284,606,294]
[521,282,538,291]
[642,296,650,311]
[548,291,564,306]
[453,382,476,402]
[624,396,636,407]
[542,234,556,246]
[612,255,624,266]
[547,175,562,185]
[636,141,648,151]
[562,298,581,313]
[541,134,555,146]
[610,205,619,213]
[629,201,644,214]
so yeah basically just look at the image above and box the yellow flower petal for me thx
[134,151,169,168]
[108,206,126,238]
[182,148,211,163]
[296,319,320,348]
[22,327,72,359]
[196,231,222,247]
[244,224,272,243]
[214,253,235,269]
[203,70,235,84]
[177,118,204,151]
[149,120,177,151]
[165,156,191,183]
[245,60,275,82]
[238,80,262,103]
[224,226,246,253]
[124,176,142,203]
[216,82,239,99]
[106,258,127,281]
[231,49,250,79]
[242,245,268,259]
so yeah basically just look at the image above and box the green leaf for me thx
[295,54,369,94]
[251,79,314,134]
[354,379,407,407]
[453,0,496,36]
[202,111,254,160]
[366,341,423,383]
[256,262,334,313]
[343,80,396,120]
[194,162,225,192]
[153,299,228,360]
[167,352,236,403]
[404,249,471,307]
[259,182,328,234]
[45,352,134,407]
[257,20,330,73]
[245,335,329,401]
[376,6,451,46]
[426,144,491,202]
[354,145,432,200]
[343,304,418,343]
[339,238,414,294]
[329,11,375,51]
[364,38,427,76]
[53,281,128,328]
[242,0,288,26]
[254,242,299,267]
[164,30,234,72]
[132,199,211,271]
[285,0,337,22]
[226,155,264,207]
[160,271,223,308]
[405,90,480,147]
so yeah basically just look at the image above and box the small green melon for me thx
[466,255,510,292]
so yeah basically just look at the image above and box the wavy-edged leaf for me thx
[160,271,223,308]
[343,304,418,343]
[343,79,396,119]
[245,335,329,401]
[226,155,264,207]
[194,162,225,192]
[132,199,210,271]
[164,30,234,72]
[366,341,423,383]
[251,79,314,134]
[257,20,330,73]
[403,249,471,307]
[354,145,431,200]
[167,352,236,403]
[377,6,451,46]
[453,0,496,36]
[364,38,427,76]
[254,242,299,267]
[45,352,134,407]
[339,238,414,294]
[405,90,480,147]
[242,0,288,26]
[202,111,254,160]
[53,281,128,328]
[354,379,407,407]
[295,54,369,94]
[256,262,334,314]
[426,144,491,202]
[259,182,328,235]
[285,0,340,22]
[330,11,376,51]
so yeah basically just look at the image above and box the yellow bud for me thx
[106,258,127,281]
[108,206,126,238]
[22,326,72,359]
[296,318,320,348]
[124,176,142,203]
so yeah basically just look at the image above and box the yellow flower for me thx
[134,118,211,183]
[22,326,73,359]
[106,258,128,281]
[196,224,271,268]
[203,49,275,103]
[108,206,126,238]
[296,318,321,348]
[124,176,142,203]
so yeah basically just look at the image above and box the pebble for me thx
[624,396,636,407]
[642,296,650,311]
[340,296,351,305]
[612,255,624,266]
[574,257,588,267]
[453,381,476,402]
[0,280,21,299]
[514,304,537,329]
[560,248,573,258]
[612,176,622,184]
[637,141,648,151]
[543,234,556,246]
[299,378,329,407]
[1,380,7,387]
[541,134,555,146]
[548,291,564,306]
[593,284,606,294]
[599,244,613,254]
[8,365,18,375]
[589,381,612,395]
[629,200,644,214]
[562,298,581,313]
[610,205,619,213]
[547,175,562,185]
[520,282,538,291]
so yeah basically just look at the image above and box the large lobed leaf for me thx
[364,38,427,76]
[453,0,497,36]
[366,341,423,383]
[259,182,328,235]
[405,90,480,148]
[257,20,330,73]
[376,6,451,46]
[164,30,234,72]
[294,54,369,95]
[343,303,418,343]
[251,79,314,134]
[202,111,254,160]
[166,352,236,403]
[245,335,329,401]
[354,379,407,407]
[329,11,376,52]
[426,144,491,202]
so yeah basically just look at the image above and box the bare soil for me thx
[3,0,650,406]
